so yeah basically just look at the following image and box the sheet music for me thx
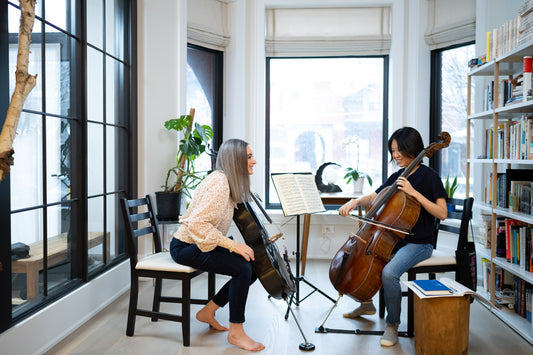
[271,173,326,217]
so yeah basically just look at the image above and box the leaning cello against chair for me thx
[330,127,449,347]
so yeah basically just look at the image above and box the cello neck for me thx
[365,131,451,218]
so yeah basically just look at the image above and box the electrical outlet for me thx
[322,225,334,234]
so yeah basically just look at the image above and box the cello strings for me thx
[347,214,412,235]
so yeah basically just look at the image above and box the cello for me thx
[233,195,296,300]
[233,196,316,351]
[328,132,451,302]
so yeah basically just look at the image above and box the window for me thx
[430,43,475,198]
[266,57,389,208]
[186,43,223,170]
[1,0,134,329]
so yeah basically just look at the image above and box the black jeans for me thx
[170,238,257,323]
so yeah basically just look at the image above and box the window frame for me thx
[429,41,475,173]
[0,0,137,330]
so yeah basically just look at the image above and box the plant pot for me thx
[447,203,456,212]
[155,191,182,221]
[352,179,364,194]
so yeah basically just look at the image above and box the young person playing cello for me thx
[338,127,448,347]
[169,138,265,352]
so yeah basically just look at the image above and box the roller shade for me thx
[265,7,391,57]
[424,0,475,50]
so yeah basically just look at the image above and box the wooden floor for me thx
[46,259,533,355]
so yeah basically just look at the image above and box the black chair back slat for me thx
[126,198,148,208]
[133,225,157,238]
[130,211,152,223]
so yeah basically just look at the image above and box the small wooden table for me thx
[414,293,470,354]
[300,192,361,275]
[12,231,108,299]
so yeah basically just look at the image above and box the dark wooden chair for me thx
[379,197,474,337]
[120,194,215,346]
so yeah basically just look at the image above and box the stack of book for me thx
[483,116,533,160]
[519,0,533,47]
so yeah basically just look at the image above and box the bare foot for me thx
[196,302,229,331]
[228,323,265,352]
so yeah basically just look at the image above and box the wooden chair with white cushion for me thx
[379,197,474,337]
[120,194,215,346]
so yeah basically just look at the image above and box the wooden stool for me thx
[414,294,470,355]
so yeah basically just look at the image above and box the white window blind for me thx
[424,0,475,49]
[265,7,391,57]
[187,0,230,50]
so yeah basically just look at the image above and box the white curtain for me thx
[424,0,476,49]
[187,0,230,50]
[265,7,391,57]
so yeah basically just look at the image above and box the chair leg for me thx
[407,270,415,337]
[126,276,139,336]
[182,277,192,346]
[208,272,216,299]
[379,287,385,318]
[407,289,414,337]
[152,277,162,321]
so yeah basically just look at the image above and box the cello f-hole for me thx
[364,233,375,255]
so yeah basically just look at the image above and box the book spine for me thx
[524,56,532,99]
[487,31,491,62]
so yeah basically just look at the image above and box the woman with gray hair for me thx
[170,138,264,352]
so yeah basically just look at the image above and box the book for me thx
[271,173,326,217]
[405,278,496,309]
[411,279,453,296]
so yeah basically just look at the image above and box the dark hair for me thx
[388,127,424,163]
[215,138,251,203]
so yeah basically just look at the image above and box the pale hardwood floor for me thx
[46,259,533,355]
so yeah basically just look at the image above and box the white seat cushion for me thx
[412,249,456,268]
[136,252,197,273]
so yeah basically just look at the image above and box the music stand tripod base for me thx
[284,297,316,352]
[299,343,315,351]
[315,325,409,337]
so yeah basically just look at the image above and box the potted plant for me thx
[444,176,458,211]
[155,108,214,220]
[344,167,373,194]
[341,134,372,194]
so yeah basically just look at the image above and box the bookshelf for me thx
[467,40,533,345]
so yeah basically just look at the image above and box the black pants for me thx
[170,238,257,323]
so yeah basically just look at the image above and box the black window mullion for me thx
[382,55,390,180]
[0,0,12,333]
[102,0,108,265]
[429,49,442,172]
[78,0,89,282]
[40,10,49,297]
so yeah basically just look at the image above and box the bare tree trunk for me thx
[0,0,37,182]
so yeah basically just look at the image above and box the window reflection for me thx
[268,57,386,204]
[439,44,475,198]
[186,45,220,174]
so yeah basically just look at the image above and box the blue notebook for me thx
[411,279,453,296]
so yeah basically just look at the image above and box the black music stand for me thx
[270,172,336,320]
[286,214,336,315]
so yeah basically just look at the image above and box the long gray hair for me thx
[215,139,251,203]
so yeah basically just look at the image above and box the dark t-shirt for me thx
[375,164,447,244]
